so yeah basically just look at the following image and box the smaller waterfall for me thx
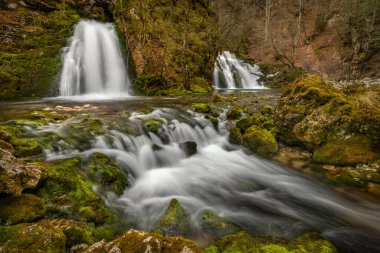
[213,51,266,90]
[59,20,130,97]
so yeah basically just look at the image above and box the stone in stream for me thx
[179,141,197,157]
[242,126,278,157]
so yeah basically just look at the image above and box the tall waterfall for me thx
[59,20,130,96]
[213,51,266,90]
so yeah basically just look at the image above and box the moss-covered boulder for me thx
[242,126,278,157]
[204,231,337,253]
[0,221,66,253]
[313,135,380,166]
[38,159,114,224]
[193,103,211,113]
[154,199,190,237]
[0,148,43,195]
[0,194,45,225]
[144,120,164,134]
[201,210,240,236]
[228,127,243,145]
[83,152,128,195]
[190,77,212,94]
[11,138,43,157]
[226,106,243,120]
[81,229,202,253]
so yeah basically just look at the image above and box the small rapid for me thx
[213,51,266,90]
[59,20,130,97]
[33,108,380,252]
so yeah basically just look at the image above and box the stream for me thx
[1,97,380,253]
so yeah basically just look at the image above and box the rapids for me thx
[28,106,380,253]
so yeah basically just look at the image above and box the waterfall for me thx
[59,20,130,96]
[213,51,266,90]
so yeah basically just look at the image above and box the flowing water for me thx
[213,51,266,90]
[59,20,130,97]
[15,102,379,253]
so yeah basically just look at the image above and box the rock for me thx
[192,103,211,113]
[0,194,45,225]
[313,135,380,166]
[204,231,337,253]
[144,120,163,134]
[11,138,43,157]
[82,229,202,253]
[259,105,274,116]
[0,221,66,253]
[368,183,380,197]
[0,139,14,152]
[212,93,226,103]
[0,130,12,143]
[0,149,43,195]
[179,141,197,157]
[242,126,278,157]
[226,106,243,120]
[83,152,128,195]
[228,127,242,145]
[201,210,240,236]
[154,199,190,237]
[190,77,211,94]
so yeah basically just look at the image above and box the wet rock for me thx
[179,141,197,157]
[83,152,128,195]
[201,210,240,237]
[0,149,43,195]
[0,139,14,152]
[144,120,163,134]
[81,229,202,253]
[228,127,242,145]
[0,194,45,225]
[226,106,243,120]
[154,199,190,237]
[313,135,380,166]
[11,138,43,157]
[192,103,211,113]
[0,221,66,253]
[204,231,337,253]
[0,130,12,143]
[212,93,226,103]
[242,126,278,157]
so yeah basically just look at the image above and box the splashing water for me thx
[213,51,266,90]
[33,108,380,252]
[59,20,130,97]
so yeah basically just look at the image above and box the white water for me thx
[32,108,380,252]
[59,20,130,96]
[213,51,266,90]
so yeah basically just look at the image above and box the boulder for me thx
[226,106,243,120]
[0,149,43,195]
[192,103,211,113]
[242,126,278,157]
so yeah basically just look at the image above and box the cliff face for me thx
[0,0,116,100]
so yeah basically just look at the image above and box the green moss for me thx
[242,126,278,157]
[228,127,243,145]
[313,135,380,166]
[0,194,46,225]
[154,198,190,237]
[38,158,115,224]
[0,222,66,253]
[226,106,243,120]
[144,120,163,134]
[83,152,128,195]
[190,77,211,93]
[204,231,336,253]
[201,210,240,236]
[11,138,43,157]
[193,103,211,113]
[259,106,274,116]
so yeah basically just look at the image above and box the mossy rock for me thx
[0,221,66,253]
[82,229,202,253]
[83,152,128,195]
[242,126,278,157]
[201,210,240,236]
[213,93,227,102]
[226,106,243,120]
[259,106,274,116]
[154,199,190,237]
[228,127,242,145]
[144,120,163,134]
[193,103,211,113]
[190,77,211,94]
[38,159,115,224]
[11,138,43,157]
[313,135,380,166]
[0,139,14,152]
[0,194,46,225]
[0,130,12,143]
[204,231,337,253]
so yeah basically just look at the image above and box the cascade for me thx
[213,51,266,89]
[59,20,130,96]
